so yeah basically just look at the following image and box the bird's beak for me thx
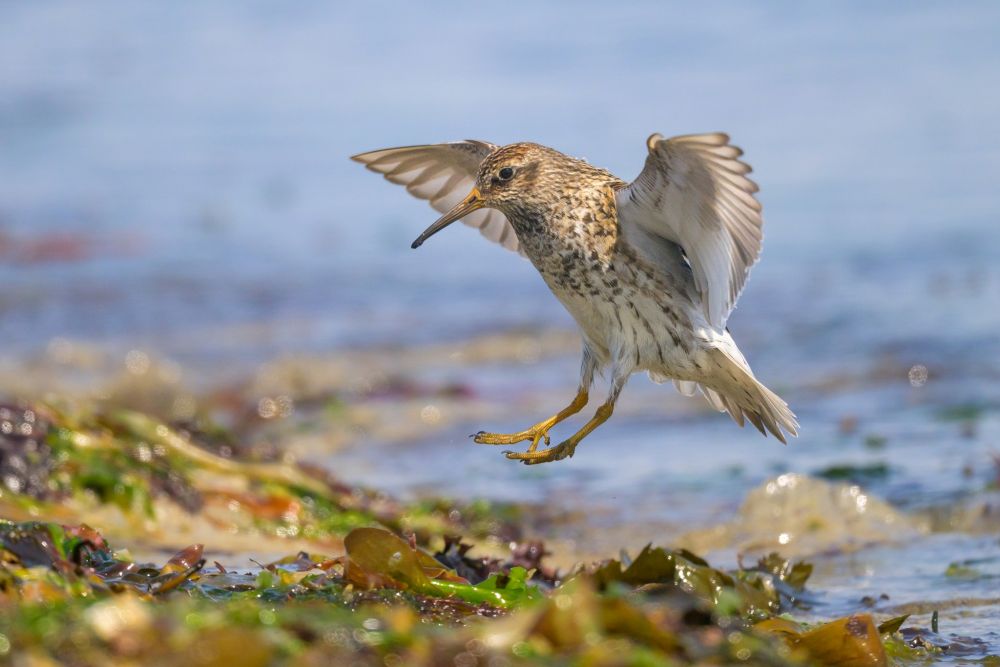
[411,188,485,249]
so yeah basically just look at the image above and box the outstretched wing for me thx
[351,141,521,253]
[615,133,764,328]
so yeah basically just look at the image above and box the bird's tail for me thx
[690,345,798,443]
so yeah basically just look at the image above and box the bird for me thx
[351,133,797,465]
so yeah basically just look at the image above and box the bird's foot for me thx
[474,391,589,452]
[473,426,551,451]
[503,439,577,465]
[499,398,611,465]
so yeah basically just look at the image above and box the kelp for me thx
[0,400,940,665]
[813,462,891,483]
[0,402,519,549]
[0,520,810,665]
[0,520,205,602]
[342,527,544,609]
[0,520,920,666]
[753,612,982,666]
[579,544,813,621]
[756,615,889,666]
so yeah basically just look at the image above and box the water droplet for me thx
[908,364,928,387]
[125,350,150,375]
[420,405,441,424]
[257,397,277,419]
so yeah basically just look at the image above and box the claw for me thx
[491,394,609,465]
[472,390,590,449]
[474,427,544,446]
[504,441,577,465]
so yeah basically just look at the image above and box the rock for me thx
[679,473,927,558]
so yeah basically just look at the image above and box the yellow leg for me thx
[473,389,589,452]
[505,399,615,465]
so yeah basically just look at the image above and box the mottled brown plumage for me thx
[352,134,797,464]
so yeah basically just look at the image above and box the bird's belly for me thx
[546,280,700,376]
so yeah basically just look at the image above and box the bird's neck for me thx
[505,185,621,268]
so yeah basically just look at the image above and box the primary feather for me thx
[351,141,522,253]
[615,133,764,328]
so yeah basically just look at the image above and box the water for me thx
[2,2,999,364]
[2,2,1000,659]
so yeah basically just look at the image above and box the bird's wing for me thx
[351,141,521,253]
[615,133,764,328]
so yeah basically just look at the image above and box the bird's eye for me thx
[498,166,515,181]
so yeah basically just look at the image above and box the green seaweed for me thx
[0,400,959,665]
[936,403,987,423]
[343,526,543,608]
[581,545,811,621]
[1,402,520,548]
[814,461,891,482]
[0,519,813,666]
[877,614,910,635]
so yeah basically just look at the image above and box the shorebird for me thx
[352,133,797,464]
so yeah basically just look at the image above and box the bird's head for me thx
[410,143,566,249]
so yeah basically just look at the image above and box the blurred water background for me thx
[2,2,1000,656]
[2,2,998,366]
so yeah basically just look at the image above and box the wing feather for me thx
[351,141,521,254]
[615,132,765,327]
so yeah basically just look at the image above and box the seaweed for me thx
[0,519,811,665]
[814,462,891,483]
[0,402,943,665]
[756,615,889,666]
[342,527,544,609]
[0,401,519,549]
[0,510,930,667]
[580,545,812,621]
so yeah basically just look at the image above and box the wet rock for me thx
[679,474,927,558]
[923,491,1000,533]
[0,404,56,500]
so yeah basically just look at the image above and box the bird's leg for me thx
[473,389,589,450]
[504,397,616,464]
[474,347,598,451]
[505,373,625,465]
